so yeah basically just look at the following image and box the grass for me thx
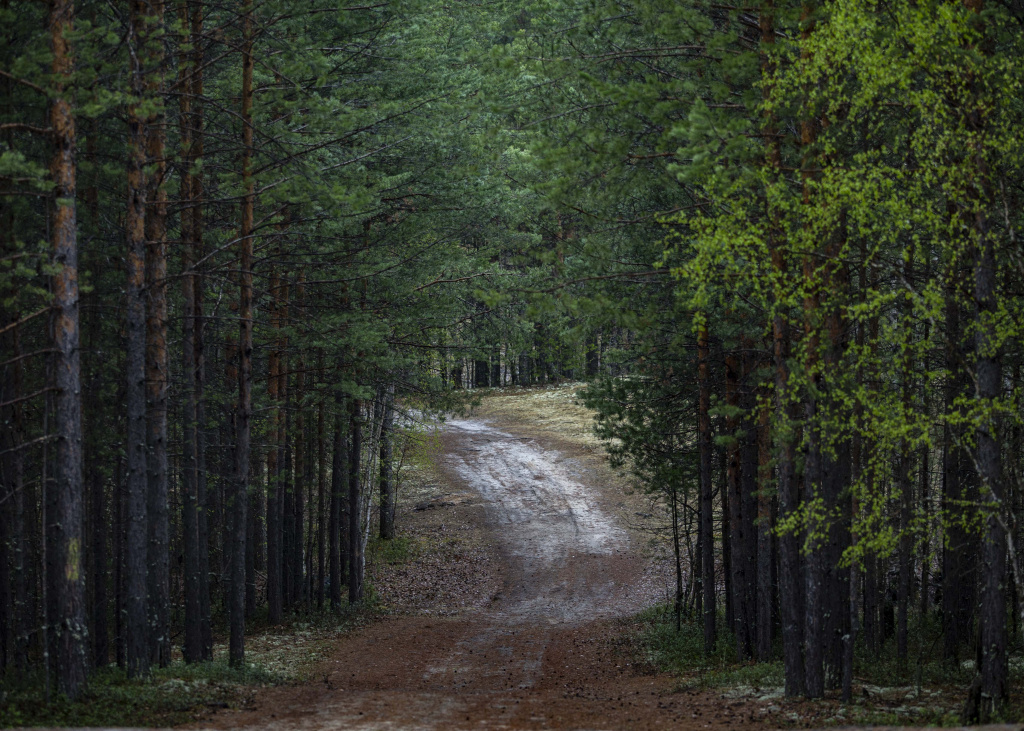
[0,659,282,728]
[0,607,373,728]
[632,603,1024,727]
[367,534,417,566]
[634,604,785,692]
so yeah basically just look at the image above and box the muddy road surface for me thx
[201,415,725,731]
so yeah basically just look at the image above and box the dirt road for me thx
[203,415,729,731]
[193,408,1022,731]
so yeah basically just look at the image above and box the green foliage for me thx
[0,660,284,728]
[635,605,782,689]
[367,535,416,566]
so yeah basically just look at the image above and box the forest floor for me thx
[179,385,1021,731]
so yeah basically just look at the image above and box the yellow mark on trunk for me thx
[67,537,80,581]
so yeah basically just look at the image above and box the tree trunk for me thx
[283,406,294,608]
[756,388,773,662]
[963,0,1005,714]
[379,383,396,540]
[726,350,746,659]
[740,340,759,660]
[89,466,107,668]
[671,486,684,631]
[177,0,202,664]
[190,1,211,659]
[721,444,733,632]
[348,400,363,603]
[143,0,170,669]
[330,404,348,608]
[698,322,715,652]
[230,0,255,667]
[125,0,150,679]
[267,261,283,623]
[294,355,306,607]
[317,395,326,607]
[50,0,87,696]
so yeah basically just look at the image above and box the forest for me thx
[2,0,1024,726]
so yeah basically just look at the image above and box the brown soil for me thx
[187,387,1016,731]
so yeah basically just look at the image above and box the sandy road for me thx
[443,418,633,624]
[201,416,703,731]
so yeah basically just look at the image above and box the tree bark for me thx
[756,386,773,662]
[143,0,170,669]
[317,393,326,607]
[740,340,759,661]
[726,349,747,659]
[230,0,255,668]
[293,395,305,607]
[330,404,348,608]
[349,400,364,603]
[50,0,87,696]
[189,1,211,659]
[379,383,396,540]
[178,0,202,662]
[125,0,150,679]
[698,322,715,653]
[267,260,283,623]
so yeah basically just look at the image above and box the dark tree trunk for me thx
[0,380,9,676]
[772,209,804,698]
[349,401,363,603]
[475,359,489,388]
[942,264,978,664]
[919,443,930,619]
[721,444,733,632]
[896,250,915,666]
[726,351,747,659]
[283,410,294,608]
[178,0,202,662]
[379,384,396,540]
[329,405,348,608]
[756,390,773,662]
[245,453,257,616]
[491,346,501,386]
[230,0,255,667]
[671,487,683,631]
[266,265,283,624]
[177,0,202,659]
[143,0,170,670]
[50,0,87,693]
[115,457,125,669]
[317,396,326,607]
[293,381,306,607]
[973,168,1006,723]
[189,4,212,658]
[125,0,150,679]
[90,466,107,668]
[897,446,912,665]
[585,335,599,379]
[697,323,715,652]
[740,341,758,660]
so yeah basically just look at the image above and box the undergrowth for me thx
[0,659,280,728]
[633,603,1024,727]
[0,607,371,728]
